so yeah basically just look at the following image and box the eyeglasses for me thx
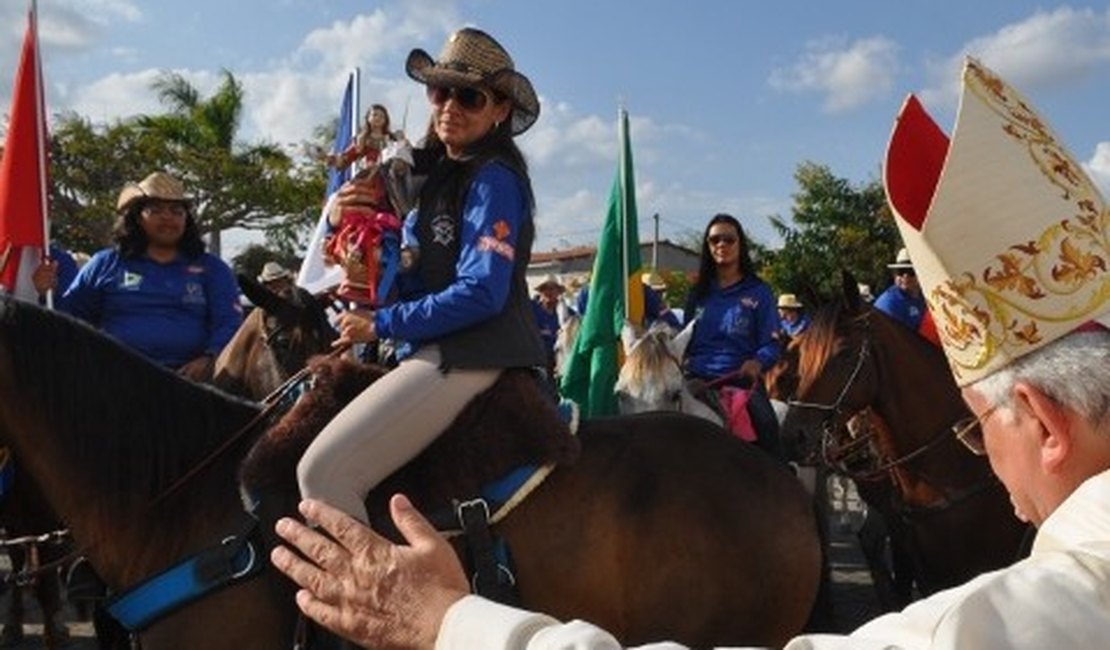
[707,234,738,246]
[426,85,494,112]
[894,268,916,277]
[141,203,188,219]
[951,404,999,455]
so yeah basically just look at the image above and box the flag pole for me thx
[31,0,52,308]
[618,105,629,320]
[349,67,361,178]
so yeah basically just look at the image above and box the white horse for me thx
[615,319,723,426]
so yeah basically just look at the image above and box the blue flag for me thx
[326,74,356,196]
[298,72,358,293]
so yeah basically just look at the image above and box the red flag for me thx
[0,6,49,295]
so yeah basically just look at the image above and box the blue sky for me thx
[2,1,1109,259]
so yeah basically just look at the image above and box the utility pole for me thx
[651,212,660,271]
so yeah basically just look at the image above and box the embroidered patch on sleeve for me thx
[478,219,515,262]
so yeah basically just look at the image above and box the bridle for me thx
[786,313,973,485]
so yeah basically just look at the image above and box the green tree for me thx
[49,112,176,252]
[136,70,324,256]
[761,161,900,300]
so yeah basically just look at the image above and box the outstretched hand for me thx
[270,496,470,650]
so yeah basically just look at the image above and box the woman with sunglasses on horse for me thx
[682,213,784,459]
[296,27,546,524]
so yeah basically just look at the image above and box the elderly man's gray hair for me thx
[972,330,1110,428]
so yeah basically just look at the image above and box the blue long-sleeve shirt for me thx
[874,284,926,331]
[374,162,526,344]
[59,249,242,368]
[684,275,780,380]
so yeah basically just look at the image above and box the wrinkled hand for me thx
[334,309,377,347]
[31,259,58,295]
[270,496,469,650]
[177,355,214,382]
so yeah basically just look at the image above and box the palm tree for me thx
[137,70,294,256]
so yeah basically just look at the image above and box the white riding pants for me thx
[297,345,501,523]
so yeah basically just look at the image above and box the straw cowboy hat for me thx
[257,262,293,284]
[116,171,192,214]
[884,57,1110,385]
[887,247,914,270]
[406,27,539,135]
[535,273,565,293]
[777,294,803,310]
[641,270,667,291]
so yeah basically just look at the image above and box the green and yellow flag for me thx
[560,108,644,416]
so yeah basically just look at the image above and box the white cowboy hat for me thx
[641,270,667,291]
[884,57,1110,385]
[116,171,192,214]
[886,247,914,270]
[257,262,293,284]
[406,27,539,136]
[535,273,565,293]
[777,294,803,309]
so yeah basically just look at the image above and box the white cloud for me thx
[921,7,1110,107]
[769,36,900,113]
[1084,142,1110,199]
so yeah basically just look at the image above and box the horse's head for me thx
[615,320,688,414]
[781,272,880,465]
[212,275,337,400]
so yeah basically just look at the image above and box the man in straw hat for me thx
[874,246,927,331]
[270,59,1110,650]
[257,261,296,300]
[531,273,572,377]
[57,171,241,381]
[775,293,809,339]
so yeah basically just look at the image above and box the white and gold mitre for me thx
[884,57,1110,386]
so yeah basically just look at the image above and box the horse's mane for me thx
[616,326,683,402]
[796,297,955,399]
[0,298,261,522]
[796,300,857,398]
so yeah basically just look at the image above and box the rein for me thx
[785,312,978,506]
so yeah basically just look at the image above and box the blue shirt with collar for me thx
[874,284,926,331]
[60,248,242,368]
[373,162,527,344]
[684,275,780,380]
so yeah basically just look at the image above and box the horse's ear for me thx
[841,270,862,314]
[238,274,297,321]
[799,283,822,311]
[620,320,642,354]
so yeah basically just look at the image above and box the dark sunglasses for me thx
[426,85,492,112]
[707,234,739,246]
[894,268,916,277]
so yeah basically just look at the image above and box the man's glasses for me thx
[142,203,188,219]
[707,234,738,246]
[951,404,999,455]
[427,85,493,112]
[894,268,916,277]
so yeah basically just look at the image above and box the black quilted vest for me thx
[412,153,544,370]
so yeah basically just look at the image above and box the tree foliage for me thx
[760,161,901,301]
[44,70,327,257]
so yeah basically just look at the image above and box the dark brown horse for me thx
[781,278,1030,596]
[212,275,337,401]
[0,296,822,649]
